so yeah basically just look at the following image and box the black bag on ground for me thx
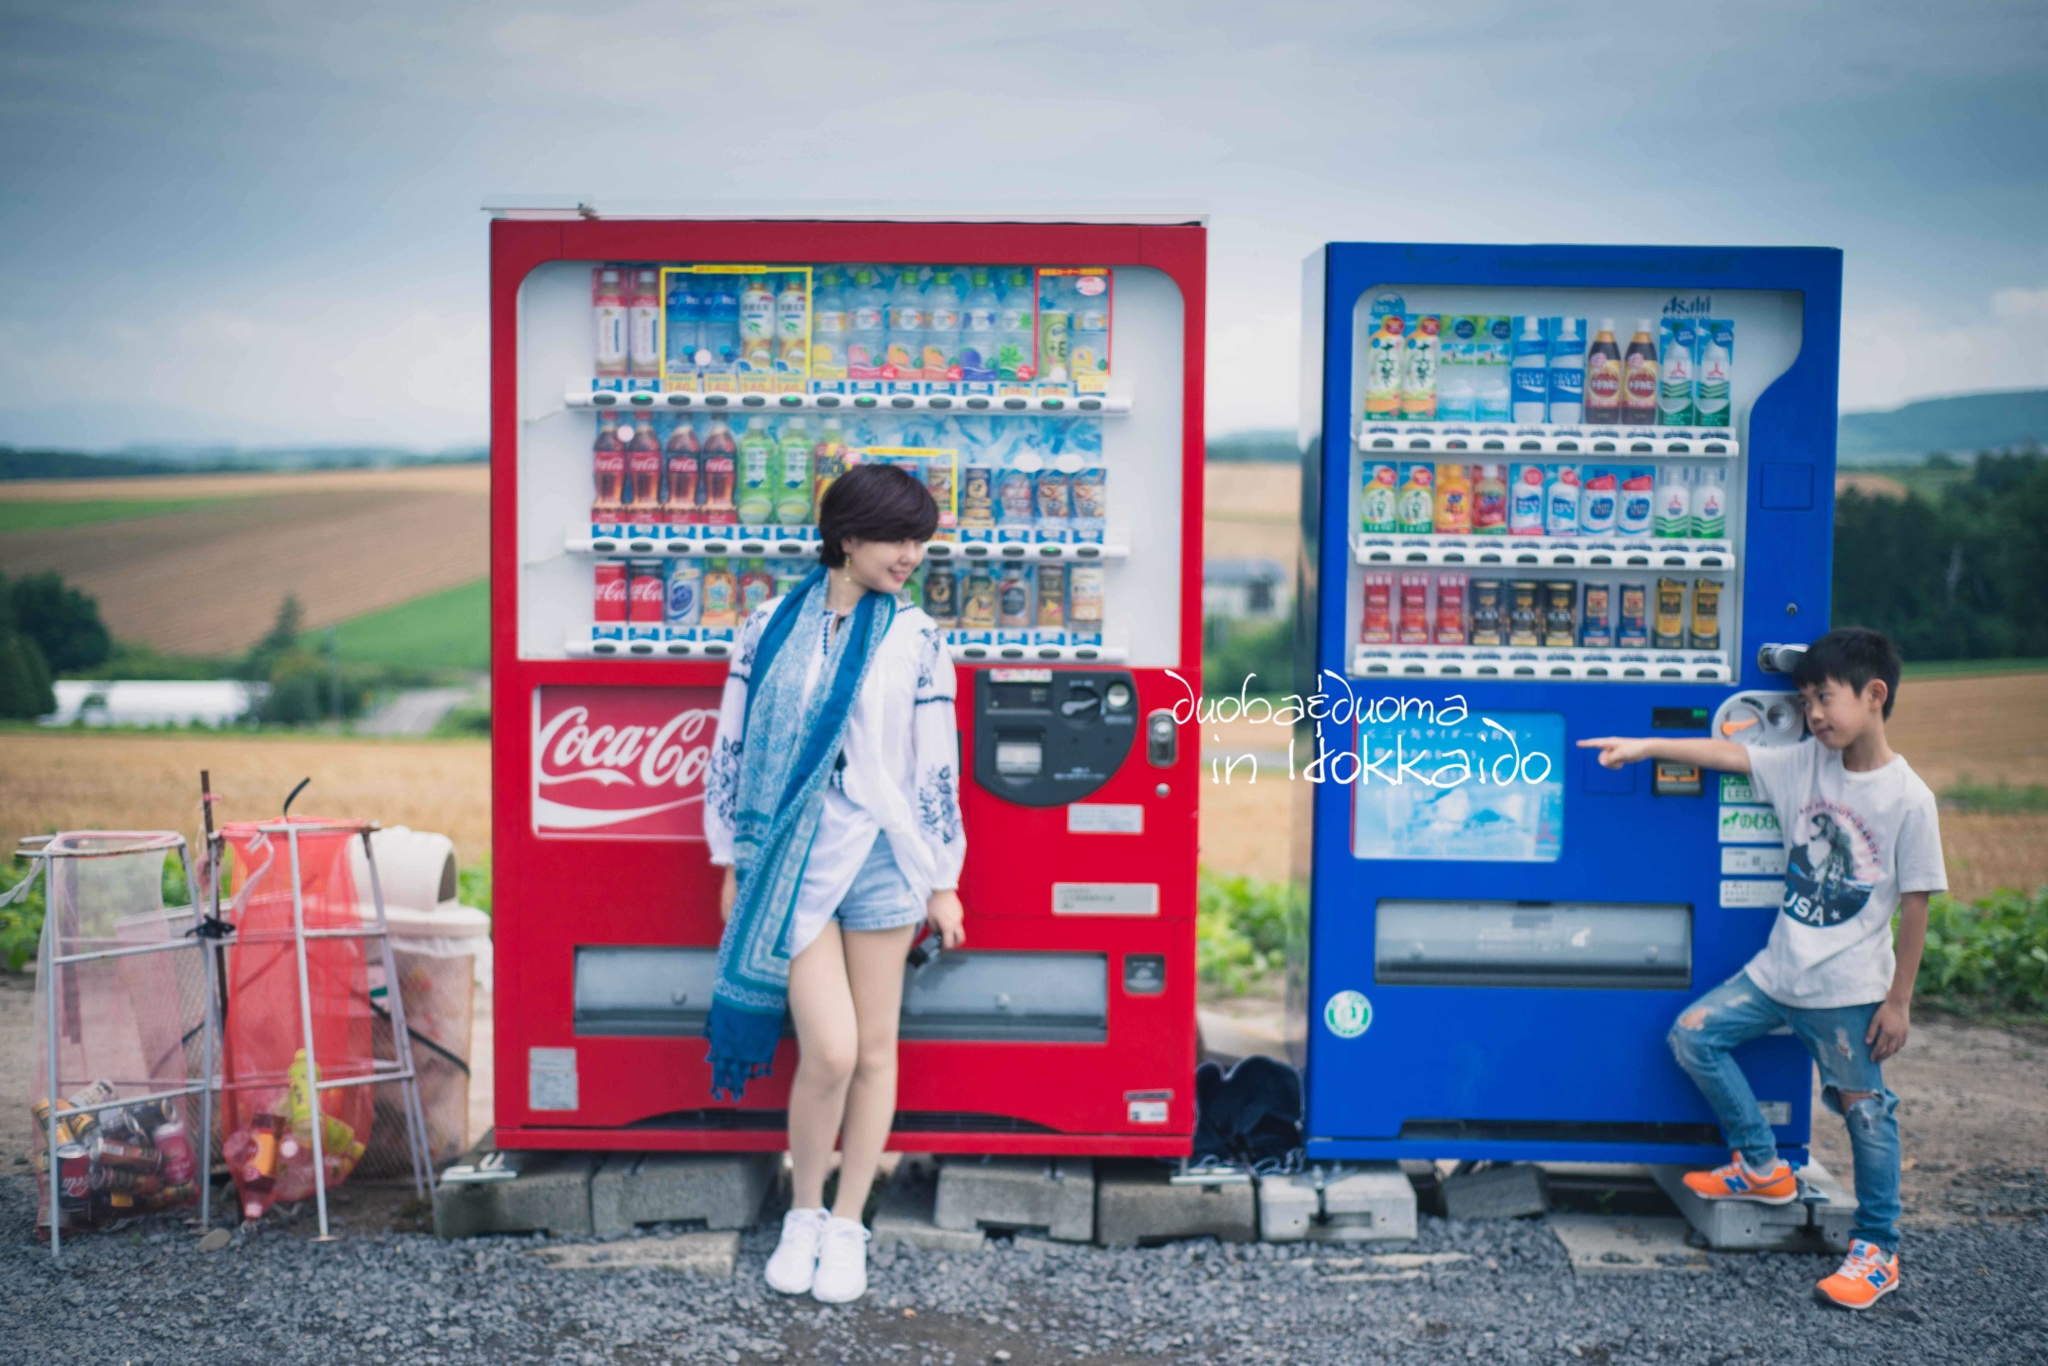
[1191,1055,1304,1174]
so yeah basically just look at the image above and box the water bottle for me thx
[1510,316,1549,423]
[1547,317,1585,425]
[1070,274,1110,394]
[665,275,702,377]
[923,268,962,390]
[1655,465,1694,539]
[846,267,887,385]
[886,268,926,387]
[810,270,848,383]
[1475,315,1514,422]
[700,279,741,378]
[1691,464,1727,539]
[996,269,1037,384]
[960,269,1001,387]
[1438,316,1477,421]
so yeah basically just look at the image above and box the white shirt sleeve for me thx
[703,606,772,868]
[1894,788,1949,895]
[1743,738,1808,811]
[909,621,967,892]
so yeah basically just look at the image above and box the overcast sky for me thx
[2,0,2043,451]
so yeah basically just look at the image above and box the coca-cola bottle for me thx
[591,417,626,519]
[701,417,737,526]
[663,418,701,524]
[625,420,662,514]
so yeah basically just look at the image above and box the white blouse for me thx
[704,596,967,958]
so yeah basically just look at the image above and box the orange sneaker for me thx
[1816,1239,1899,1310]
[1681,1153,1799,1204]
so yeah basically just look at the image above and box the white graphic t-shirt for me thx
[1741,740,1947,1009]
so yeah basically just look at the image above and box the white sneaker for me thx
[764,1207,828,1294]
[810,1215,870,1303]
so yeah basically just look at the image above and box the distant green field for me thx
[1902,657,2048,678]
[329,578,489,671]
[0,498,230,532]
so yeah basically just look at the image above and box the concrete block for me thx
[935,1156,1094,1243]
[589,1152,777,1237]
[873,1156,987,1253]
[1260,1163,1418,1243]
[1650,1159,1857,1253]
[1548,1215,1709,1275]
[529,1231,739,1275]
[1096,1159,1256,1248]
[434,1149,597,1239]
[1442,1164,1549,1222]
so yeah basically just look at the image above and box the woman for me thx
[703,461,967,1305]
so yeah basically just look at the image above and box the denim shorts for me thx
[834,833,926,934]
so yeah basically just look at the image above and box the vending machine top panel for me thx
[484,198,1209,225]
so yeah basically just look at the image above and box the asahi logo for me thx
[1661,295,1713,316]
[532,685,722,840]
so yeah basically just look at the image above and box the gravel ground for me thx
[4,1175,2044,1365]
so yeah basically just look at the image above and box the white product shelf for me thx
[1351,644,1729,682]
[1353,534,1734,571]
[566,524,1131,563]
[1356,422,1736,457]
[568,382,1129,417]
[565,632,1125,665]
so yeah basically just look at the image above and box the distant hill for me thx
[1838,389,2048,466]
[0,444,487,481]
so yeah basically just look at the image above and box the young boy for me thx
[1579,627,1944,1310]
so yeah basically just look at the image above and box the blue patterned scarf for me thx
[706,565,896,1099]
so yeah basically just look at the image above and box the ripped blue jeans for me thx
[1667,971,1901,1252]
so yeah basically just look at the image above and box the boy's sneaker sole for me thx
[1816,1274,1898,1311]
[1691,1187,1799,1206]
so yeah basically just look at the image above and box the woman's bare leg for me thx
[786,923,858,1210]
[832,922,920,1220]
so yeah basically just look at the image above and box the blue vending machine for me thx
[1294,243,1841,1165]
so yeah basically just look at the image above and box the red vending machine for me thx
[487,207,1207,1156]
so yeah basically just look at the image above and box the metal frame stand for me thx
[258,819,435,1240]
[15,832,223,1262]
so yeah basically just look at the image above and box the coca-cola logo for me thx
[532,685,722,840]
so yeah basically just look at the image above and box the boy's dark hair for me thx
[817,462,939,567]
[1791,627,1902,718]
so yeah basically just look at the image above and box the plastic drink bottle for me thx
[1691,464,1727,538]
[960,269,1001,383]
[1547,318,1585,424]
[1471,463,1508,534]
[886,269,926,381]
[1583,319,1623,424]
[628,268,661,378]
[1476,316,1515,422]
[591,418,625,514]
[592,267,628,377]
[776,273,810,374]
[1658,318,1697,426]
[1037,274,1072,386]
[845,268,886,382]
[1395,463,1436,534]
[1070,273,1110,393]
[1694,320,1734,428]
[701,559,738,628]
[700,280,741,377]
[1510,316,1549,423]
[739,559,775,614]
[923,269,962,386]
[1508,463,1547,535]
[776,418,814,525]
[808,270,847,381]
[665,274,703,378]
[739,275,776,373]
[1654,465,1694,538]
[1398,316,1440,421]
[1579,467,1619,534]
[1360,463,1398,533]
[626,420,662,513]
[663,419,701,523]
[1618,466,1655,535]
[1545,464,1581,536]
[813,417,849,508]
[996,269,1038,383]
[1622,319,1658,425]
[1363,314,1406,420]
[736,417,777,525]
[1434,462,1473,533]
[701,418,738,524]
[1438,316,1478,421]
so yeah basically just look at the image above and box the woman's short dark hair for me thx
[818,461,939,567]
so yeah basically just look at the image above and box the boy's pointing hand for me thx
[1578,736,1653,769]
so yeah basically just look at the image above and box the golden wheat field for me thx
[0,466,488,655]
[0,732,492,867]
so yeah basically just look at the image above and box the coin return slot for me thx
[994,737,1044,777]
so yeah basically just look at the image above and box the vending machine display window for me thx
[1350,709,1564,863]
